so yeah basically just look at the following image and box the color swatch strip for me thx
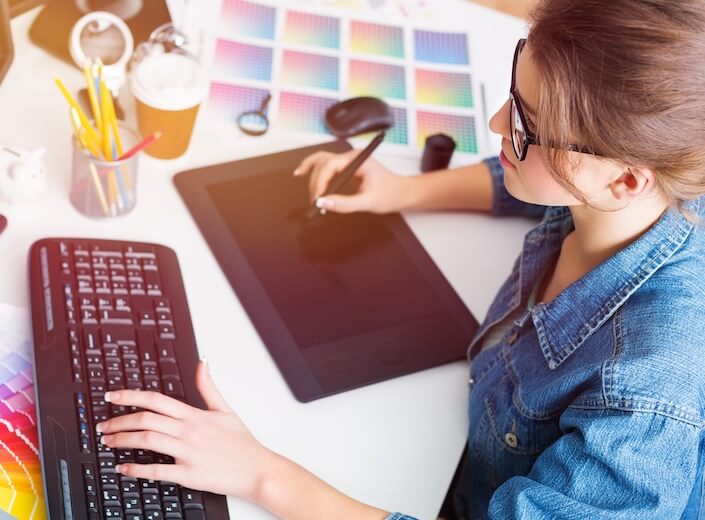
[349,21,404,58]
[209,82,271,122]
[281,50,339,91]
[284,11,341,49]
[415,69,473,108]
[278,92,339,134]
[0,304,46,520]
[414,30,470,65]
[221,0,276,40]
[214,40,274,82]
[348,60,406,100]
[417,111,477,153]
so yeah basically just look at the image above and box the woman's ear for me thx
[609,166,657,201]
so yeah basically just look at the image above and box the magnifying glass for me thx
[237,94,272,136]
[69,10,134,95]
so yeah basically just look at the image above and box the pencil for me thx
[82,58,102,132]
[117,130,163,160]
[54,76,102,148]
[89,163,110,217]
[100,80,112,160]
[70,108,103,159]
[306,130,386,219]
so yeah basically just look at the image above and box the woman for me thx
[95,0,705,517]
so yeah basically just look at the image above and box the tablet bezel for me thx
[174,140,478,401]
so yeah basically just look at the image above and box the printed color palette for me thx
[386,106,408,145]
[209,83,271,122]
[348,60,406,100]
[214,40,273,82]
[281,51,339,91]
[349,21,404,58]
[417,111,477,153]
[221,0,276,40]
[415,69,473,107]
[279,92,339,134]
[284,11,340,49]
[0,305,46,520]
[414,30,470,65]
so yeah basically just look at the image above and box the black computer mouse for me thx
[325,96,394,138]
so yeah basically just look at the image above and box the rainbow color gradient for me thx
[415,69,473,108]
[221,0,276,40]
[278,92,338,134]
[348,60,406,100]
[213,40,273,82]
[0,305,46,520]
[281,51,339,91]
[284,11,340,49]
[417,111,477,153]
[209,82,271,122]
[349,21,404,58]
[414,30,470,65]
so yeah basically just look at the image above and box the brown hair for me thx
[527,0,705,213]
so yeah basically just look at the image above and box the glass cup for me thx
[70,125,140,218]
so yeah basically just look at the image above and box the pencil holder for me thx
[70,125,140,219]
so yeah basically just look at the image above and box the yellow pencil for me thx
[104,87,123,156]
[82,58,102,132]
[100,80,112,160]
[54,76,102,149]
[89,163,109,216]
[70,108,104,160]
[69,108,89,150]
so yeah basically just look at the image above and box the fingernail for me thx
[104,391,112,402]
[293,168,300,176]
[95,422,103,433]
[321,198,335,209]
[100,435,110,445]
[315,197,326,208]
[201,355,208,366]
[114,464,122,474]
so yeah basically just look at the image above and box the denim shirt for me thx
[387,156,705,520]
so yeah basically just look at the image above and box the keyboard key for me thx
[101,473,119,490]
[184,511,205,520]
[101,309,134,326]
[163,379,184,399]
[83,463,97,479]
[181,490,204,510]
[86,494,99,513]
[145,511,164,520]
[156,342,176,362]
[104,506,125,518]
[103,327,136,346]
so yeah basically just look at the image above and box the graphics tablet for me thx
[174,141,478,402]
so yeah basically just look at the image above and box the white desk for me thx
[0,4,530,518]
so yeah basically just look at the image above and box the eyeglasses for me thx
[510,38,597,161]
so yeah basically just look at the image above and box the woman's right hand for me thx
[294,149,414,214]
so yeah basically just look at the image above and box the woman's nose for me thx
[489,98,511,141]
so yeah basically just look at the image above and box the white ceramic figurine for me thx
[0,146,48,204]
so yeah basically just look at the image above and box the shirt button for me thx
[508,331,519,345]
[467,378,475,387]
[504,432,518,448]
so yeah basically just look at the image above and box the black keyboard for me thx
[28,238,230,519]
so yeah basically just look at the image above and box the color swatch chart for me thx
[209,0,486,157]
[0,305,46,520]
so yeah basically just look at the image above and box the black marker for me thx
[306,130,386,220]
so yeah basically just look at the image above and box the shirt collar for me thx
[530,197,700,369]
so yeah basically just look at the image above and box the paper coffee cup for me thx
[131,53,208,159]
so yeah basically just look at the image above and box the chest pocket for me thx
[469,369,562,489]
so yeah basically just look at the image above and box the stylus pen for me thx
[307,130,386,219]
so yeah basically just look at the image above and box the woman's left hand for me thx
[95,359,273,501]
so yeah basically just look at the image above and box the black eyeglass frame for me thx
[510,38,598,161]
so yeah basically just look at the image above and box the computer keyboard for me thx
[28,238,230,519]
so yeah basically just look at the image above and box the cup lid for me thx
[131,53,207,111]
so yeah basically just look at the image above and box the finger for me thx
[316,193,369,214]
[115,462,185,483]
[102,431,186,460]
[105,390,192,420]
[310,151,357,200]
[96,411,184,438]
[294,151,330,177]
[196,358,232,413]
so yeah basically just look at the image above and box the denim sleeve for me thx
[384,514,418,520]
[488,407,700,519]
[484,156,547,219]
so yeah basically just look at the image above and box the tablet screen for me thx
[207,170,449,349]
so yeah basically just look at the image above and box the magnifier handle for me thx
[258,94,272,114]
